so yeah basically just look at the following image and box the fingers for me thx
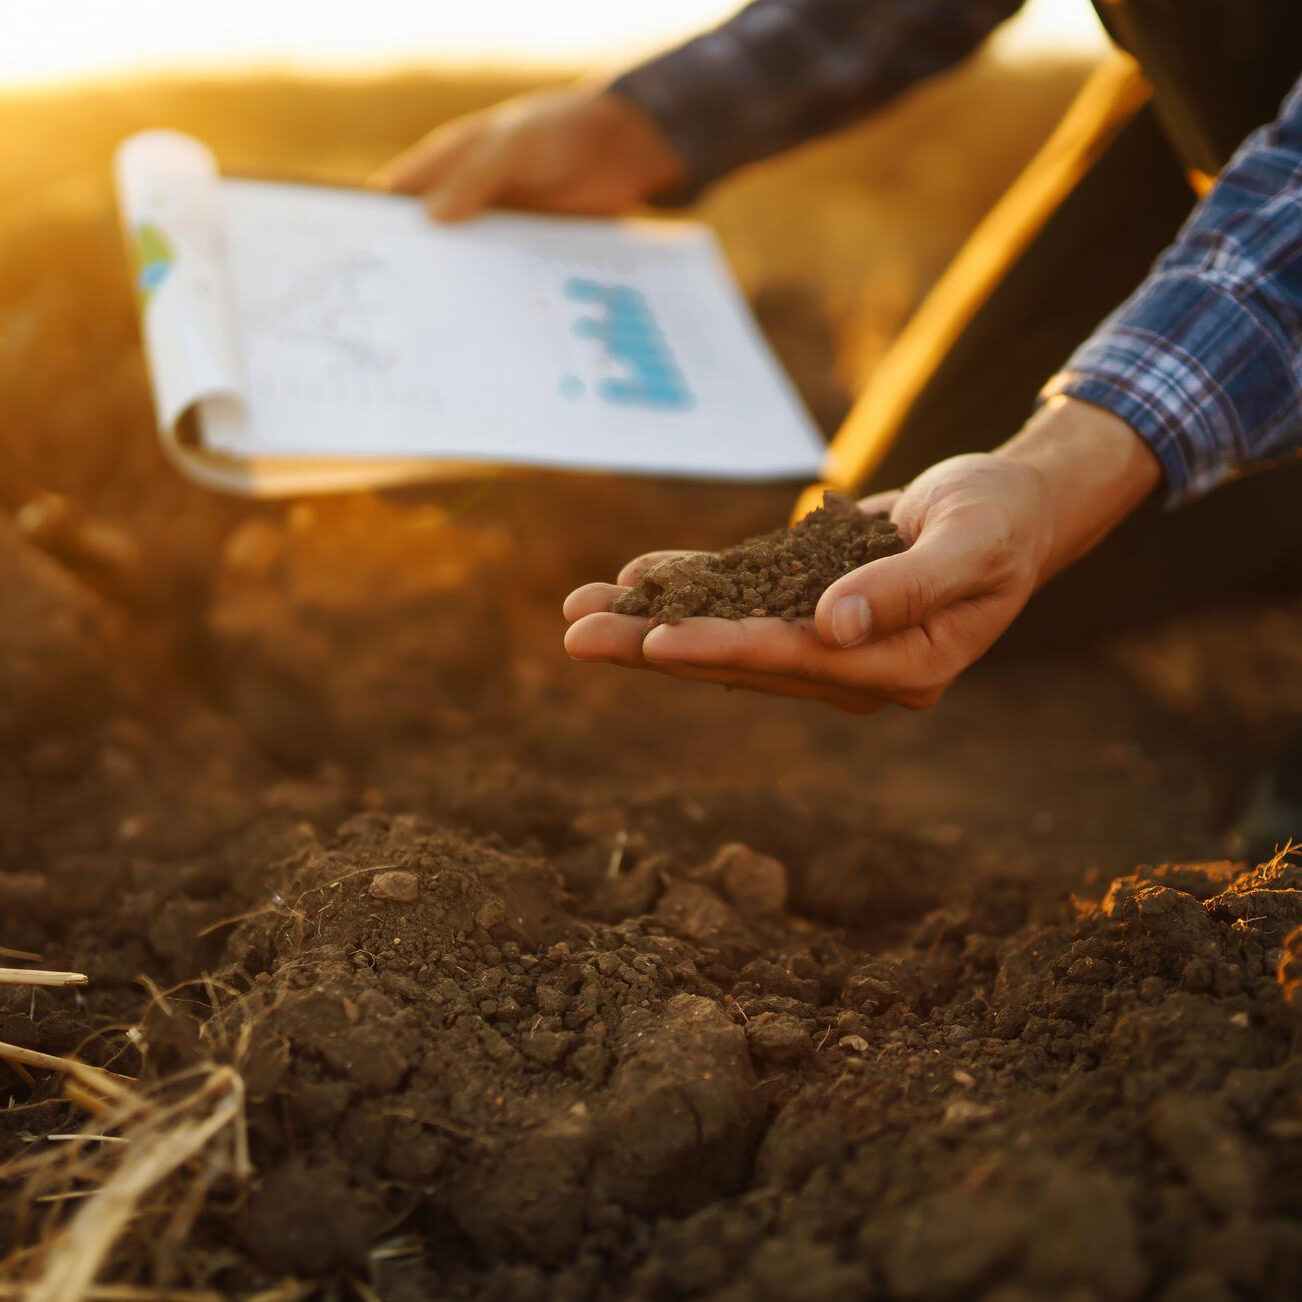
[371,123,513,221]
[563,613,883,714]
[642,616,815,671]
[641,616,848,687]
[562,582,625,622]
[813,514,1004,650]
[371,123,476,196]
[423,137,514,221]
[569,613,813,676]
[569,613,829,680]
[616,550,698,587]
[564,612,648,664]
[639,615,952,704]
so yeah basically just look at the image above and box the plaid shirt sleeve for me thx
[609,0,1025,198]
[1043,74,1302,506]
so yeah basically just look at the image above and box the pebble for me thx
[522,1029,573,1066]
[368,870,419,902]
[942,1099,996,1127]
[476,899,507,930]
[745,1012,813,1065]
[711,842,789,917]
[569,1042,610,1083]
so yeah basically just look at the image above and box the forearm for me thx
[609,0,1025,202]
[999,395,1161,584]
[1042,73,1302,505]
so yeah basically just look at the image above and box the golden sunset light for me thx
[4,0,1106,88]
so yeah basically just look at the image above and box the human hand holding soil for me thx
[564,397,1162,713]
[372,86,686,220]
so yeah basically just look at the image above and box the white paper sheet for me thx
[114,131,826,495]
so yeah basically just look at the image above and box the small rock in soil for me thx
[369,869,419,902]
[711,842,789,918]
[745,1011,813,1065]
[521,1028,573,1066]
[656,880,746,944]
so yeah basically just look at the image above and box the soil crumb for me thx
[612,491,904,626]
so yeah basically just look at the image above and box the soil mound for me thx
[612,492,904,625]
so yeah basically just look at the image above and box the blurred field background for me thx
[0,1,1105,513]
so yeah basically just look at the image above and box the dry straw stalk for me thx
[0,967,89,988]
[18,1067,249,1302]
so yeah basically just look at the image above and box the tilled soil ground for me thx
[5,66,1302,1302]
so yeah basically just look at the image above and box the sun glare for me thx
[4,0,1107,90]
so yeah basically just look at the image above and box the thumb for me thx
[814,515,999,649]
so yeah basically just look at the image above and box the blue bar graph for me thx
[562,277,694,411]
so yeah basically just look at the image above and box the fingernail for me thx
[831,595,870,647]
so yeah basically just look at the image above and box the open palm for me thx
[563,454,1053,714]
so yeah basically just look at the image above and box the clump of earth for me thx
[612,492,904,625]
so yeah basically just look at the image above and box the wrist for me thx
[593,90,687,200]
[997,396,1162,586]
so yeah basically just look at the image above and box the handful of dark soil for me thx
[613,491,905,626]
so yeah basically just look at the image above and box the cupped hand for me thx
[563,452,1055,714]
[371,86,686,221]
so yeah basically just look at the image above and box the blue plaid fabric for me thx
[613,1,1302,505]
[1044,75,1302,504]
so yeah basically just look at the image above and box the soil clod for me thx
[612,491,904,625]
[369,868,420,902]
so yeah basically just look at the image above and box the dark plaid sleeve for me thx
[1043,73,1302,505]
[609,0,1026,199]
